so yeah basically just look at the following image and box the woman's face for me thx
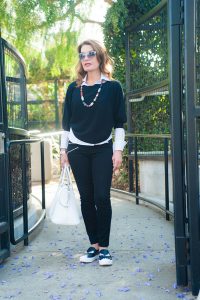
[80,44,100,73]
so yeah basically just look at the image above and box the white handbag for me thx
[49,166,80,225]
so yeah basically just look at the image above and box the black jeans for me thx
[67,141,113,247]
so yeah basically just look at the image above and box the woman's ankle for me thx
[91,243,99,250]
[99,246,108,251]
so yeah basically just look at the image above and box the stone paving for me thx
[0,181,197,300]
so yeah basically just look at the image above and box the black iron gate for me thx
[126,0,200,296]
[169,0,200,295]
[0,37,46,259]
[0,38,10,260]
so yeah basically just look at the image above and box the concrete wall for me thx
[139,157,173,202]
[31,139,53,182]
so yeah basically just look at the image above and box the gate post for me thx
[184,0,200,295]
[125,32,134,192]
[168,0,188,286]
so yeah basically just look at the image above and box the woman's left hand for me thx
[112,150,123,173]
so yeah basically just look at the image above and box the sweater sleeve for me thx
[62,82,75,131]
[114,82,127,129]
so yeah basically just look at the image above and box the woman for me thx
[60,40,127,266]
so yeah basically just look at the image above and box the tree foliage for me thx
[103,0,161,88]
[0,0,96,82]
[103,0,170,135]
[1,1,83,45]
[27,31,78,82]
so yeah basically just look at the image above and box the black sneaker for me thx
[79,247,99,263]
[99,249,112,266]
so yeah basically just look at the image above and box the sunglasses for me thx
[79,50,97,61]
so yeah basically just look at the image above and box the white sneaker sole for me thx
[79,254,99,263]
[99,258,113,266]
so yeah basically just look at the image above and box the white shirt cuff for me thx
[60,131,70,149]
[113,128,127,151]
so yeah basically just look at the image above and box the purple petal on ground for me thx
[118,287,130,292]
[43,272,54,279]
[22,262,31,268]
[49,295,61,300]
[84,289,90,295]
[69,264,77,269]
[60,283,67,288]
[135,260,140,263]
[177,293,185,298]
[144,282,151,286]
[96,289,102,297]
[173,283,178,289]
[147,273,154,280]
[136,268,143,273]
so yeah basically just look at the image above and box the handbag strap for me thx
[60,165,72,187]
[65,165,73,186]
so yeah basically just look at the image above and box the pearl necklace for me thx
[80,80,103,108]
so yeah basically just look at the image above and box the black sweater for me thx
[62,80,127,144]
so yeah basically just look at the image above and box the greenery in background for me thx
[27,103,56,130]
[0,0,95,82]
[27,31,78,82]
[103,0,169,137]
[103,0,162,88]
[103,0,169,190]
[132,95,170,135]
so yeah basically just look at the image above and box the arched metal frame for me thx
[0,37,46,258]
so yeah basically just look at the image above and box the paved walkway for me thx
[0,182,197,300]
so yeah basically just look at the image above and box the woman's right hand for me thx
[60,150,70,168]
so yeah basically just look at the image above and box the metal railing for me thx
[33,130,173,221]
[125,133,173,220]
[7,137,46,245]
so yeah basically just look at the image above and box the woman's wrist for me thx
[60,149,67,155]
